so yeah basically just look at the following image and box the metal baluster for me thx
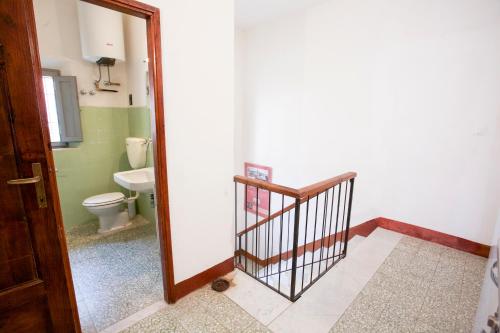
[244,184,248,273]
[319,189,329,274]
[333,183,342,258]
[301,197,310,291]
[266,191,271,283]
[286,211,290,270]
[256,187,259,277]
[289,198,301,301]
[310,194,320,285]
[278,194,284,292]
[325,185,336,262]
[270,196,274,276]
[343,179,355,257]
[340,181,348,257]
[234,182,238,266]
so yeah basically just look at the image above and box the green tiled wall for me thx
[54,106,155,230]
[128,107,156,224]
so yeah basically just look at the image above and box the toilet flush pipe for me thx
[126,191,140,219]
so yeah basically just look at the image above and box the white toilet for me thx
[82,137,148,234]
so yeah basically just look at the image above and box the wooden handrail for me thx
[236,202,295,237]
[234,171,357,236]
[236,198,310,237]
[233,176,300,198]
[296,172,357,198]
[233,171,356,200]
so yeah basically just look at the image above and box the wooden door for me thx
[0,1,79,332]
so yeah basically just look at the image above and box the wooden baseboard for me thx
[176,217,489,302]
[235,217,489,268]
[174,258,234,301]
[235,218,381,267]
[376,217,490,258]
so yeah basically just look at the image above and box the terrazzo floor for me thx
[118,234,487,333]
[331,235,487,333]
[66,218,164,332]
[67,224,487,333]
[121,285,271,333]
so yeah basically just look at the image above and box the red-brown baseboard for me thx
[174,257,234,301]
[235,217,380,266]
[349,218,380,238]
[175,217,490,302]
[235,217,490,267]
[376,217,490,258]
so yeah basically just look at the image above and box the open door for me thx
[0,1,80,332]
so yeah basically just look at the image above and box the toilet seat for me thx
[83,192,125,207]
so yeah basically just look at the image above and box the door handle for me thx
[492,261,499,288]
[7,176,41,185]
[6,163,47,208]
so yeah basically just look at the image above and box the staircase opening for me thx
[234,172,356,301]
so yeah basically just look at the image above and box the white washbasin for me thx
[114,167,155,193]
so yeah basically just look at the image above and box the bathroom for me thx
[34,0,162,331]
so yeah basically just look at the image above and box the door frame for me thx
[31,0,176,304]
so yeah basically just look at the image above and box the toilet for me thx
[82,137,148,234]
[83,192,129,233]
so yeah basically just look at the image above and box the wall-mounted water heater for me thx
[77,1,126,63]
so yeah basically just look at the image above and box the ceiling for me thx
[235,0,327,29]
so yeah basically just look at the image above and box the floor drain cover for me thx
[211,278,230,292]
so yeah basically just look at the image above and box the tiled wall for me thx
[128,107,156,224]
[54,106,155,230]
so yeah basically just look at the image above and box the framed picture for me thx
[244,162,273,217]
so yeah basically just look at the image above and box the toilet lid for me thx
[83,192,125,207]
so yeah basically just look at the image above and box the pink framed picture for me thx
[244,162,273,217]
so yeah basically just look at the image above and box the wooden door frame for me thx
[30,0,176,305]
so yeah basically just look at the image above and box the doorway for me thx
[0,0,173,332]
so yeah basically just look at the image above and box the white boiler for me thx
[77,1,125,62]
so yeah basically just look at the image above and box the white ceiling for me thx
[235,0,327,29]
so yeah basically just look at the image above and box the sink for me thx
[114,167,155,193]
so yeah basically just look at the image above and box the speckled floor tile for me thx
[205,292,256,333]
[330,235,486,333]
[415,242,447,262]
[176,307,231,333]
[330,316,369,333]
[377,248,412,276]
[120,308,187,333]
[440,246,470,265]
[69,228,486,333]
[112,282,267,333]
[329,291,386,333]
[66,219,163,332]
[371,306,415,333]
[242,320,272,333]
[413,322,438,333]
[407,254,438,280]
[464,253,488,274]
[396,236,424,253]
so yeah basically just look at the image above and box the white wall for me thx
[34,0,129,107]
[236,0,500,245]
[124,15,149,107]
[143,0,235,283]
[35,0,235,283]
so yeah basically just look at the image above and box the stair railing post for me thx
[343,179,355,257]
[289,198,301,301]
[234,182,238,267]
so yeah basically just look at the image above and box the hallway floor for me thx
[121,286,270,333]
[330,235,486,332]
[115,231,486,333]
[66,218,163,332]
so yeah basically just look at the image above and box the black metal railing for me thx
[233,172,356,301]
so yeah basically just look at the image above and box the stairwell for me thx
[256,236,366,297]
[225,227,403,332]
